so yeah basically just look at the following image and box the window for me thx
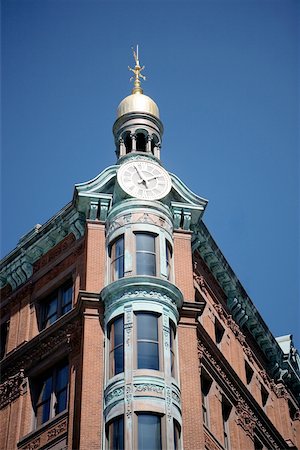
[108,416,124,450]
[108,316,124,377]
[214,318,225,345]
[170,321,176,377]
[136,313,159,370]
[110,236,124,281]
[174,420,181,450]
[136,133,147,152]
[138,414,161,450]
[41,282,72,330]
[0,321,9,359]
[245,361,254,385]
[201,372,212,427]
[260,384,269,409]
[222,396,232,450]
[34,361,69,428]
[124,132,132,153]
[136,233,156,276]
[166,241,172,280]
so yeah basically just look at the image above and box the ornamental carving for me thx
[47,419,67,441]
[194,274,207,293]
[272,382,288,399]
[125,384,132,419]
[21,438,40,450]
[166,387,172,422]
[105,387,125,404]
[198,340,282,449]
[0,369,25,409]
[134,384,164,395]
[106,211,173,241]
[236,400,257,437]
[172,390,180,404]
[204,431,222,450]
[118,290,176,306]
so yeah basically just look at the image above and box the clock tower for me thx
[75,47,208,449]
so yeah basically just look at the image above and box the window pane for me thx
[56,389,67,414]
[114,316,124,347]
[36,399,51,425]
[56,364,69,391]
[136,253,156,276]
[137,314,158,341]
[109,416,124,450]
[138,414,161,450]
[115,237,124,258]
[40,375,53,402]
[137,342,159,370]
[136,233,155,252]
[62,285,72,305]
[114,346,124,375]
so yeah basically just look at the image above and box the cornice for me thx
[0,206,85,292]
[192,221,300,402]
[197,327,289,449]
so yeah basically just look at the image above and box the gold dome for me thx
[117,91,160,119]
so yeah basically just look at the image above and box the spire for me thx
[128,45,146,94]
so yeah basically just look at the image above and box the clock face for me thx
[117,160,172,200]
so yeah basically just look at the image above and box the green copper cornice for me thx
[192,221,300,401]
[0,205,85,290]
[101,276,183,320]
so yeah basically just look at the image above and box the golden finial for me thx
[128,45,146,94]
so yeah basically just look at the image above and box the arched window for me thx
[136,132,147,152]
[124,132,132,153]
[151,134,159,155]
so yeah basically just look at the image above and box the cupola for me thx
[113,46,163,160]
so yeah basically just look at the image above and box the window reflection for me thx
[109,316,124,377]
[138,414,162,450]
[136,233,156,276]
[136,313,159,370]
[110,236,124,281]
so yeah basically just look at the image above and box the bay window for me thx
[108,316,124,377]
[136,313,160,370]
[135,233,156,276]
[110,235,125,281]
[138,414,162,450]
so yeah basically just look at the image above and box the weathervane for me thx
[128,45,146,94]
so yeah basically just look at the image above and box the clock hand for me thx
[134,164,149,188]
[137,175,159,184]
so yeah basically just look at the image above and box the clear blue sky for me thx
[2,0,299,347]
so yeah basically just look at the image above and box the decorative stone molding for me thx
[204,430,222,450]
[106,210,173,242]
[0,369,25,409]
[134,383,164,395]
[198,341,282,449]
[125,384,133,419]
[166,386,172,422]
[236,400,257,437]
[47,419,67,441]
[105,386,125,406]
[194,273,207,293]
[0,209,85,291]
[21,438,40,450]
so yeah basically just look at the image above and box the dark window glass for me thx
[170,322,176,377]
[137,313,159,370]
[110,236,124,281]
[136,133,147,152]
[174,421,181,450]
[245,361,254,385]
[35,361,69,428]
[138,414,161,450]
[109,316,124,377]
[0,321,9,359]
[261,385,269,408]
[124,132,132,153]
[201,372,212,427]
[136,233,156,276]
[222,397,232,450]
[41,282,73,330]
[166,241,172,280]
[215,318,225,344]
[108,416,124,450]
